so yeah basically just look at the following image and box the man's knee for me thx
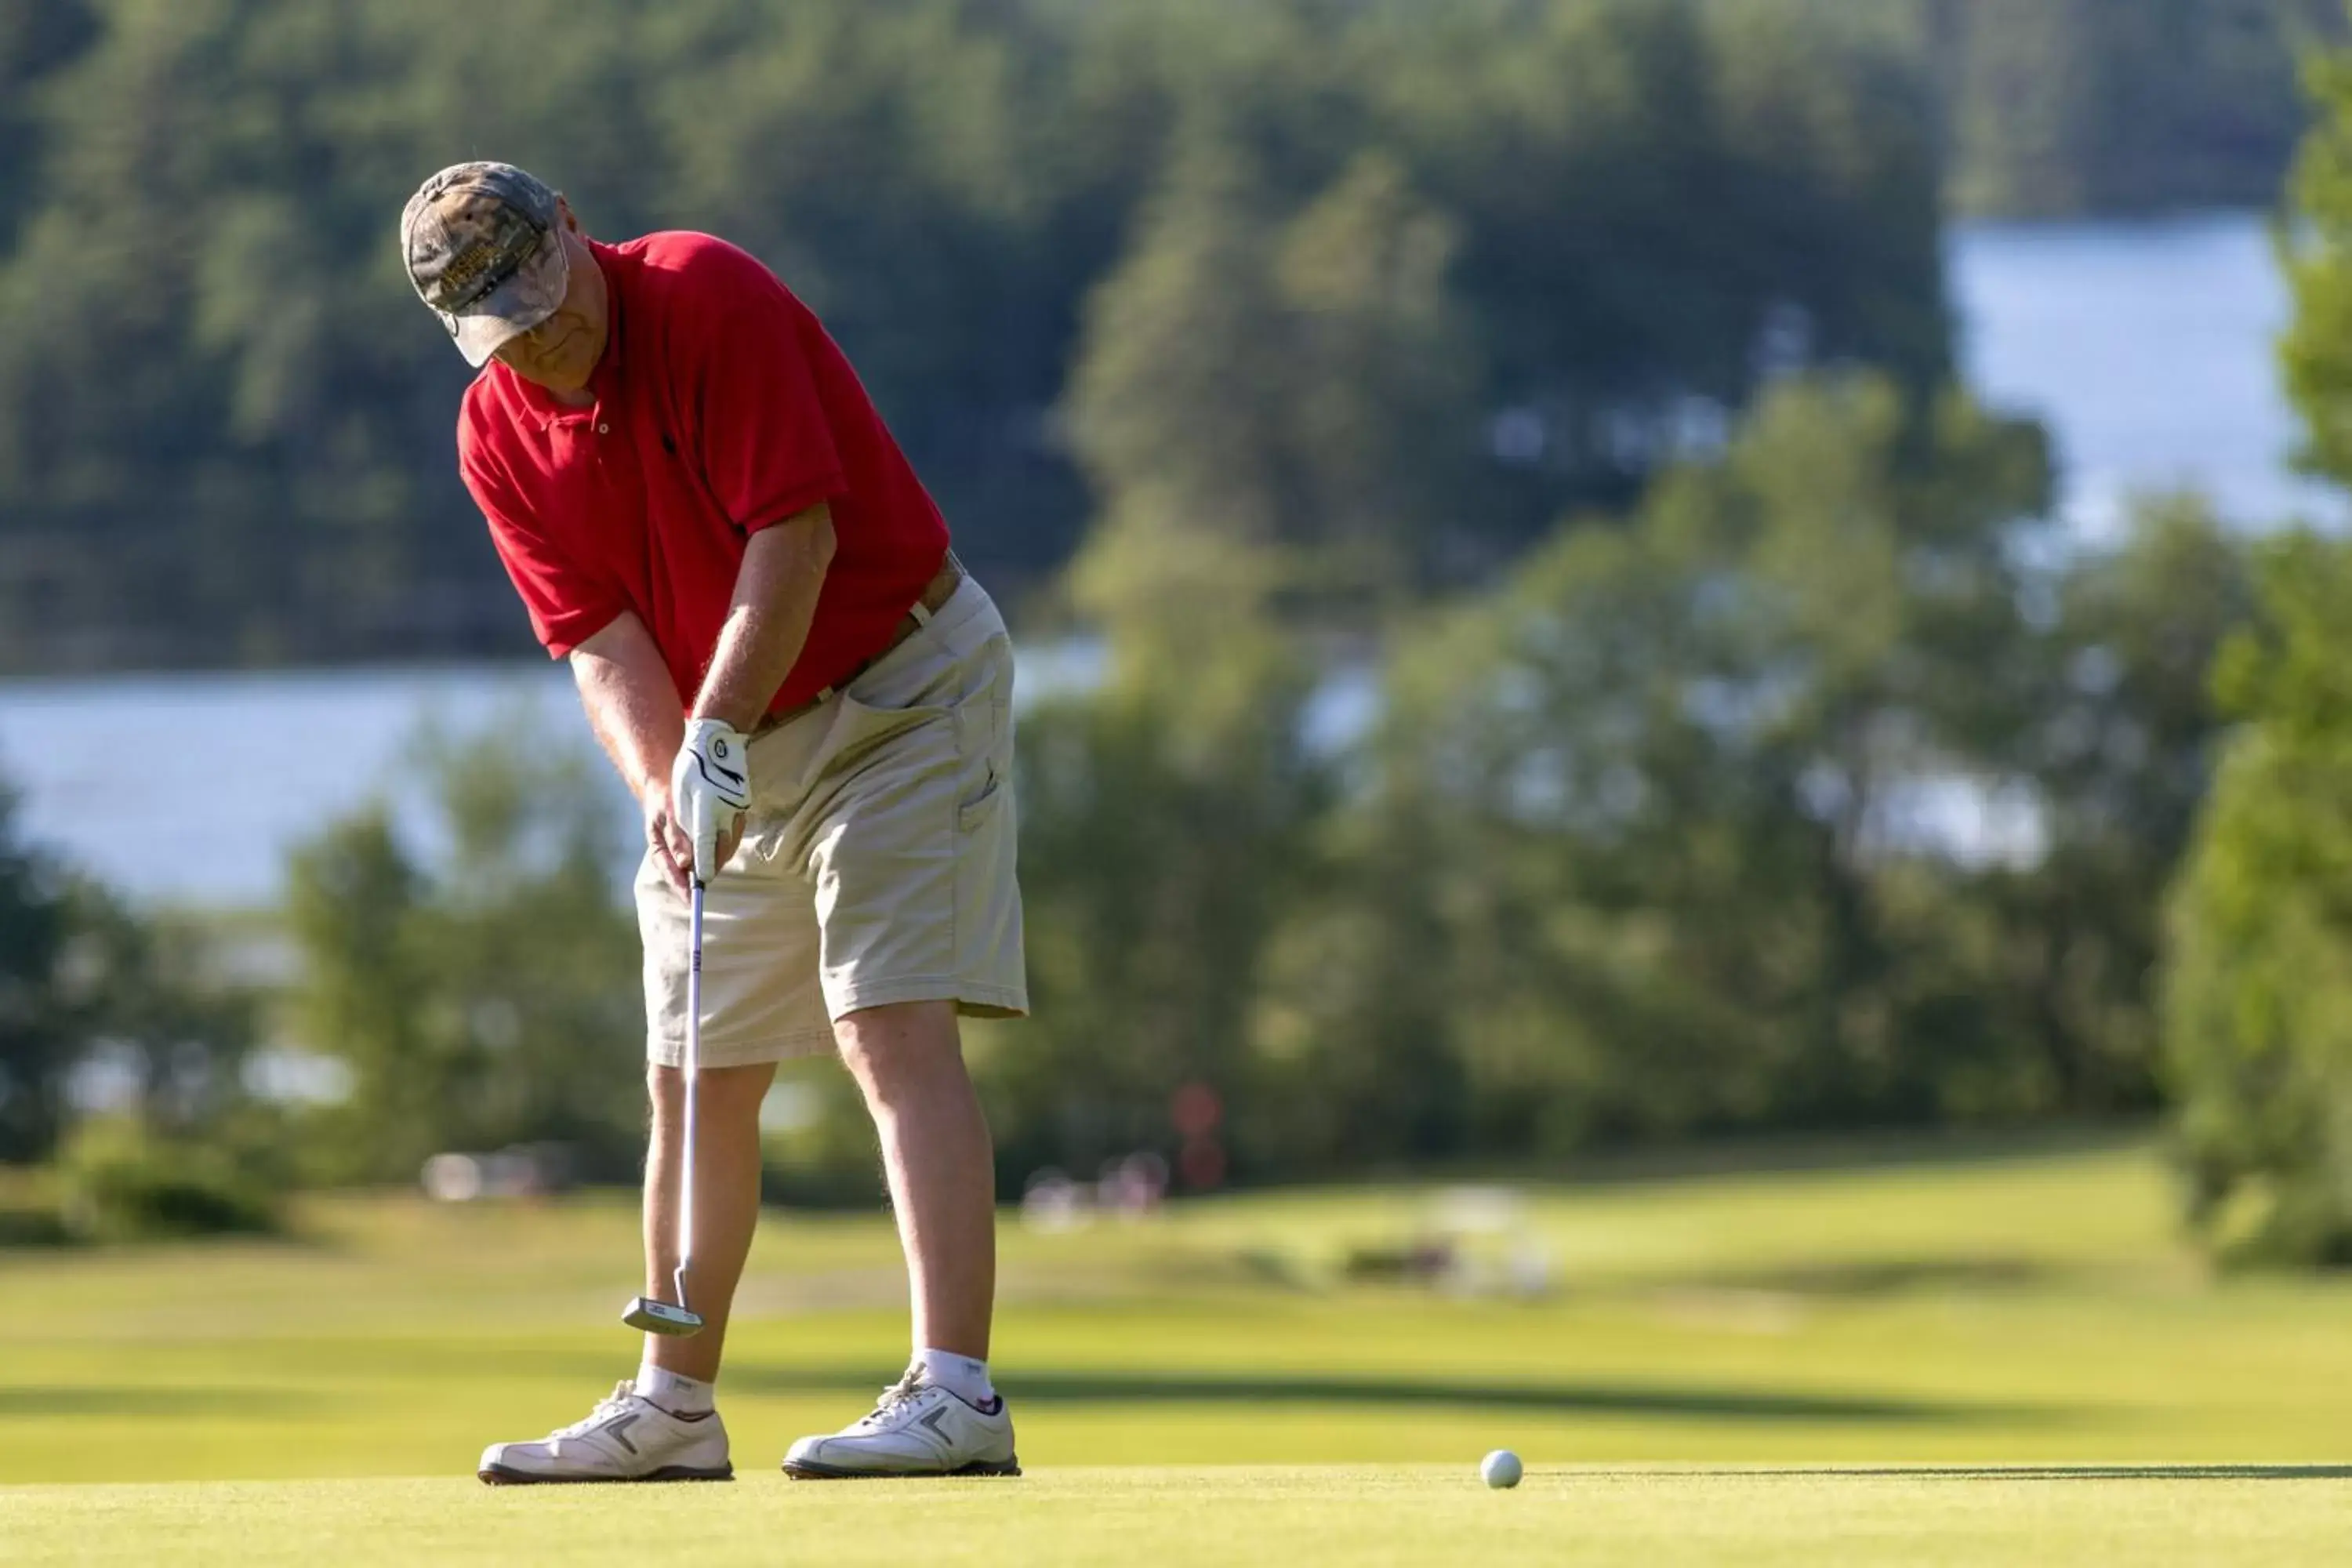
[834,1000,963,1095]
[648,1060,777,1125]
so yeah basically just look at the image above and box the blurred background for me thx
[12,0,2352,1480]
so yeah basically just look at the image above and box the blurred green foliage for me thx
[2159,17,2352,1265]
[986,377,2248,1190]
[1351,378,2055,1144]
[0,785,76,1163]
[1925,0,2339,218]
[54,1113,281,1240]
[0,784,260,1170]
[230,366,2250,1202]
[283,716,644,1184]
[1,0,2291,672]
[2283,13,2352,491]
[3,387,2253,1207]
[0,0,2336,1250]
[2165,534,2352,1264]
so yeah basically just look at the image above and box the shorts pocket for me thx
[822,688,953,779]
[958,760,1004,831]
[951,662,1011,824]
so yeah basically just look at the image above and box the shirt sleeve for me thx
[459,423,626,659]
[677,240,848,534]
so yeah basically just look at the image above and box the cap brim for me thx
[442,234,569,368]
[448,310,530,368]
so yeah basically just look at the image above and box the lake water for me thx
[1951,213,2342,535]
[0,214,2328,907]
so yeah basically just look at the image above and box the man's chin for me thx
[506,360,592,397]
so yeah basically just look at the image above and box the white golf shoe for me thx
[478,1381,733,1485]
[782,1367,1020,1479]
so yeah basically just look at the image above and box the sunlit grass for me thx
[9,1134,2350,1497]
[12,1467,2352,1568]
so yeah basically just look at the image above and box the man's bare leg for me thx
[477,1058,773,1483]
[835,1000,996,1359]
[779,1002,1014,1476]
[642,1059,777,1383]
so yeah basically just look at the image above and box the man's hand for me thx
[641,739,749,897]
[669,718,753,885]
[642,779,746,896]
[567,505,833,895]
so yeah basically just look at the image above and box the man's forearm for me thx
[570,612,686,803]
[693,503,837,731]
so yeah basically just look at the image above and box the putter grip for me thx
[688,779,716,887]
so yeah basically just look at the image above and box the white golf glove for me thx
[671,718,753,885]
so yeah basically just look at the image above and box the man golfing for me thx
[400,162,1025,1484]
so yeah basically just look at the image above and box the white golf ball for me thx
[1481,1449,1523,1489]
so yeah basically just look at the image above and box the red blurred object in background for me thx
[1171,1082,1222,1140]
[1179,1138,1227,1191]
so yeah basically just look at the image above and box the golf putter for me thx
[623,830,709,1338]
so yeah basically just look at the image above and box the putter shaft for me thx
[620,873,708,1338]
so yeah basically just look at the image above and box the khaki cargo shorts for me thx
[637,577,1027,1069]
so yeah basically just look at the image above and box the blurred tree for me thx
[648,0,1115,584]
[2170,24,2352,1264]
[1985,497,2255,1112]
[1709,0,1952,391]
[285,719,643,1181]
[285,809,428,1178]
[54,891,261,1138]
[988,518,1330,1186]
[1064,132,1299,575]
[1243,773,1470,1171]
[2283,16,2352,492]
[1933,0,2339,218]
[0,786,75,1163]
[1347,375,2052,1147]
[1377,0,1953,549]
[1745,0,2340,217]
[0,0,499,670]
[0,0,97,252]
[2165,532,2352,1264]
[1272,153,1483,589]
[1066,127,1483,605]
[0,779,261,1168]
[1001,373,2243,1185]
[0,0,1960,672]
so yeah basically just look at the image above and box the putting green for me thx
[10,1136,2352,1559]
[5,1467,2349,1567]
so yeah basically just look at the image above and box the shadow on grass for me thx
[0,1387,320,1417]
[1481,1122,2152,1190]
[1674,1256,2060,1298]
[728,1367,2036,1425]
[1621,1465,2352,1482]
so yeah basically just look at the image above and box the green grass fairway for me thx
[10,1134,2352,1559]
[6,1468,2350,1567]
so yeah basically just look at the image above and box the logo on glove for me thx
[674,719,755,886]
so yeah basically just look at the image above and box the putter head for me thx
[621,1295,705,1337]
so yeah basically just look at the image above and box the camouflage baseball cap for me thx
[401,162,572,367]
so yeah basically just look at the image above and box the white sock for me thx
[635,1362,715,1415]
[916,1348,995,1408]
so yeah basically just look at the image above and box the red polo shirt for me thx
[457,232,950,713]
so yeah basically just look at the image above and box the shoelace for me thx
[550,1381,639,1440]
[854,1370,930,1430]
